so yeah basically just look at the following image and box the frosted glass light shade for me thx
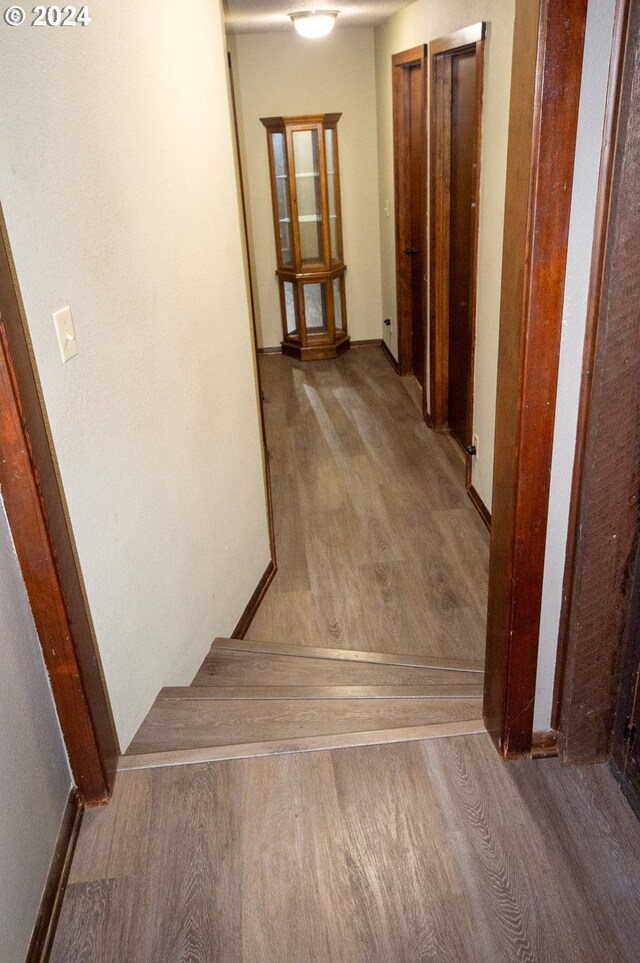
[289,10,338,38]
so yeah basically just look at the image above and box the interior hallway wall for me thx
[0,498,72,963]
[0,0,270,749]
[374,0,516,509]
[228,28,383,349]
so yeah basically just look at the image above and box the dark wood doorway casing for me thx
[0,210,118,806]
[392,45,428,388]
[484,0,587,759]
[553,0,640,771]
[429,23,484,466]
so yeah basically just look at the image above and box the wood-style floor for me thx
[248,348,489,662]
[50,346,640,961]
[52,733,640,962]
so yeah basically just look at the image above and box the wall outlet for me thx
[473,433,479,459]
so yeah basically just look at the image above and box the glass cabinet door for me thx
[292,129,324,264]
[333,276,345,333]
[303,283,327,335]
[325,128,340,264]
[283,280,297,335]
[271,132,293,267]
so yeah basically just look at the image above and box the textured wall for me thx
[0,0,270,748]
[0,500,71,963]
[229,28,383,348]
[374,0,515,509]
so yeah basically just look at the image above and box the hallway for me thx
[49,346,640,962]
[119,348,486,764]
[51,733,640,962]
[249,347,489,661]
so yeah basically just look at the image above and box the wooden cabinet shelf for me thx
[261,113,349,361]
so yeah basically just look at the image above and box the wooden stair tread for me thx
[160,684,484,700]
[120,719,485,770]
[208,638,484,673]
[126,697,482,755]
[194,649,483,688]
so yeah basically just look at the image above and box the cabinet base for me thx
[281,336,350,362]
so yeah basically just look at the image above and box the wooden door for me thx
[447,49,478,447]
[408,63,426,385]
[429,25,484,453]
[393,45,427,385]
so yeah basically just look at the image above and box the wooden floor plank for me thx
[159,683,484,701]
[194,648,484,687]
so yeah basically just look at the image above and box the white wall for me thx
[0,0,270,749]
[0,499,72,963]
[229,28,383,348]
[374,0,515,508]
[534,0,616,732]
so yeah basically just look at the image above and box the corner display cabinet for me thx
[261,113,349,360]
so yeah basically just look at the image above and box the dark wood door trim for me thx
[553,0,639,765]
[428,23,484,484]
[392,44,428,380]
[484,0,587,759]
[0,210,117,805]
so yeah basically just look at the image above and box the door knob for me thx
[404,247,420,256]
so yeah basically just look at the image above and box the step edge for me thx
[209,638,485,674]
[119,719,486,771]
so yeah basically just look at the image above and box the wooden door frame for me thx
[392,44,428,380]
[0,209,118,805]
[551,0,638,766]
[484,0,588,759]
[429,22,484,452]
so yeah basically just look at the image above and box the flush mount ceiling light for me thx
[289,9,339,38]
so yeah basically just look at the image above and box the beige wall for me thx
[229,28,383,348]
[0,500,72,963]
[0,0,270,749]
[374,0,515,508]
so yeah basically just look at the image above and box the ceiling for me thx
[223,0,412,33]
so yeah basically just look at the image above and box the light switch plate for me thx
[53,306,78,363]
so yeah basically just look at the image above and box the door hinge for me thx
[624,717,636,748]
